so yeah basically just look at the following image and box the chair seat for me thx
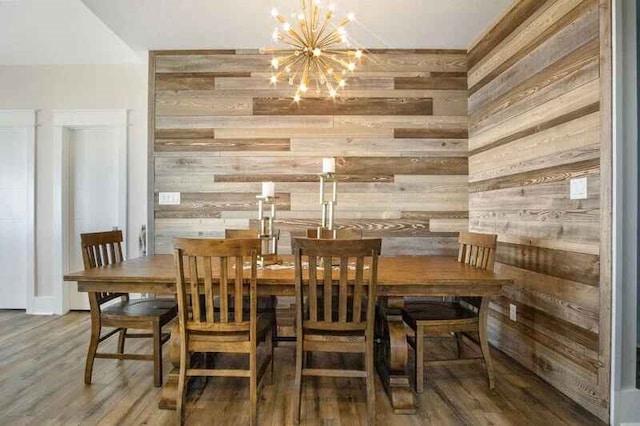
[102,298,177,323]
[402,301,478,329]
[189,312,275,344]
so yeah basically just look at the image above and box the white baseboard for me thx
[27,296,56,315]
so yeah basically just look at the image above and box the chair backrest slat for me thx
[308,255,318,322]
[323,256,332,322]
[173,238,260,333]
[293,238,382,328]
[235,255,244,322]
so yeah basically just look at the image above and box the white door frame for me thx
[611,0,640,424]
[52,110,128,315]
[0,110,36,312]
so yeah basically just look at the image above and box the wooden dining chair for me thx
[401,231,498,393]
[173,238,275,426]
[225,229,279,343]
[306,228,363,239]
[81,230,177,387]
[291,237,382,425]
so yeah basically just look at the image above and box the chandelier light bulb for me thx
[338,79,346,87]
[313,48,322,57]
[272,29,279,41]
[283,22,291,32]
[293,93,301,103]
[297,12,305,20]
[355,49,362,59]
[299,83,308,93]
[270,75,278,85]
[328,3,336,11]
[347,62,355,71]
[271,7,278,17]
[347,12,355,22]
[341,34,348,43]
[337,26,346,35]
[329,88,337,97]
[271,58,279,69]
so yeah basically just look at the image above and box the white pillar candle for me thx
[322,157,336,174]
[261,181,275,197]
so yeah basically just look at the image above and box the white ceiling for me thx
[0,0,141,65]
[0,0,512,65]
[81,0,511,52]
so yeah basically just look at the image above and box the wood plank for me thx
[469,158,600,193]
[214,127,394,139]
[216,76,395,90]
[428,219,469,233]
[212,174,394,183]
[155,138,290,152]
[155,92,252,116]
[289,138,467,157]
[253,97,433,116]
[334,115,467,129]
[249,218,458,238]
[155,115,333,129]
[394,128,468,139]
[155,72,251,90]
[467,0,548,69]
[335,156,468,175]
[291,192,468,213]
[394,75,467,90]
[154,192,291,218]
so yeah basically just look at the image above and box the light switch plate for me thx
[570,177,587,200]
[159,192,181,205]
[509,304,517,321]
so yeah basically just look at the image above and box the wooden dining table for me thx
[64,254,512,414]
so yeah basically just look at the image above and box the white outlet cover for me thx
[509,304,517,321]
[570,177,588,200]
[159,192,181,205]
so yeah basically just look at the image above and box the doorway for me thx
[52,110,127,314]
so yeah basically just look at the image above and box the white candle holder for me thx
[318,172,338,235]
[256,195,280,267]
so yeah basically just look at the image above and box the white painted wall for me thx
[0,64,148,312]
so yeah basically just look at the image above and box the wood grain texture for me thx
[467,0,608,420]
[253,97,433,116]
[0,311,604,425]
[150,49,469,258]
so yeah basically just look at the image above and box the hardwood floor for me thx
[0,310,604,425]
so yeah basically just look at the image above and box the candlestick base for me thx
[258,254,281,268]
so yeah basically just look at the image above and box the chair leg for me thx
[271,296,278,348]
[292,341,303,425]
[267,326,274,386]
[455,332,463,358]
[250,347,258,426]
[479,298,495,390]
[153,321,162,387]
[415,326,424,394]
[177,338,188,426]
[84,320,100,385]
[365,341,376,426]
[117,328,127,354]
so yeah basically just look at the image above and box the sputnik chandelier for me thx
[268,0,363,102]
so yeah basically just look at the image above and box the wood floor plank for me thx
[0,311,604,426]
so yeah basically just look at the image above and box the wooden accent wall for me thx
[467,0,610,420]
[149,49,469,256]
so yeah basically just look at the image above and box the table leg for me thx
[159,322,181,410]
[375,297,416,414]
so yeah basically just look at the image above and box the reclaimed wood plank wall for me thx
[467,0,609,420]
[150,49,469,256]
